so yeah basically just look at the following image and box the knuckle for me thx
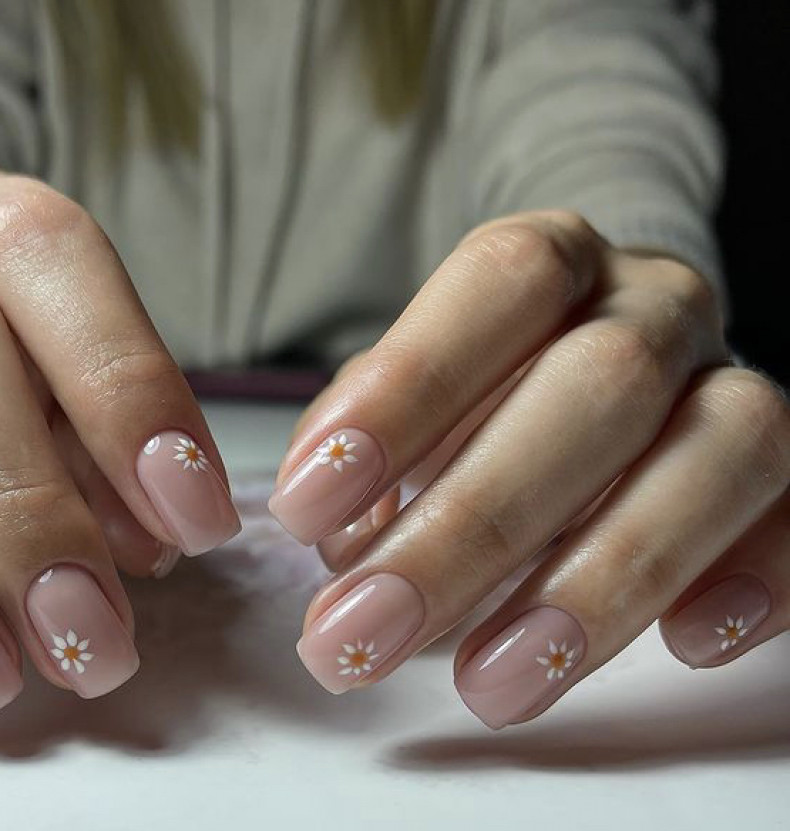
[75,341,183,417]
[612,532,685,604]
[0,469,76,530]
[697,368,790,481]
[459,222,576,309]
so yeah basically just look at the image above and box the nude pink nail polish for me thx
[26,566,140,699]
[297,573,424,694]
[660,574,771,668]
[268,428,385,545]
[455,606,586,729]
[136,430,241,556]
[0,638,23,710]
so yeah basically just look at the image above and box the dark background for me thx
[716,3,788,387]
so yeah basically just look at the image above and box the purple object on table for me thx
[183,366,332,402]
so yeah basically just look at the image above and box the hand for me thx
[0,176,240,709]
[268,210,789,729]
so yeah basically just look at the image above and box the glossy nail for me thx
[137,431,241,556]
[27,565,140,699]
[297,573,424,694]
[0,638,23,710]
[268,428,385,545]
[660,574,771,668]
[151,542,181,579]
[455,606,586,730]
[316,497,391,570]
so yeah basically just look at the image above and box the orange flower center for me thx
[349,651,368,668]
[330,444,346,459]
[186,447,199,462]
[551,652,566,669]
[725,626,740,640]
[64,646,80,660]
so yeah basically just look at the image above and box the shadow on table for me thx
[385,638,790,772]
[0,474,397,760]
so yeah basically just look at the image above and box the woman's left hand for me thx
[268,211,789,729]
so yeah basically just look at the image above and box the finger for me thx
[660,489,789,667]
[0,616,23,710]
[0,176,240,555]
[0,310,139,698]
[53,410,181,579]
[451,368,788,728]
[269,212,605,544]
[293,274,727,695]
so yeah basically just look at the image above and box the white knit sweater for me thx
[0,0,723,370]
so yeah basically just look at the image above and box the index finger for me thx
[0,175,240,556]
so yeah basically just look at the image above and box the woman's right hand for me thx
[0,175,241,709]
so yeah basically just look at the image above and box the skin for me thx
[0,174,233,696]
[278,210,789,725]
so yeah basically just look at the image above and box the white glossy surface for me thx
[1,401,787,830]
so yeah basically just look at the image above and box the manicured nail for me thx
[316,498,390,570]
[26,566,140,699]
[297,573,424,694]
[268,428,384,545]
[660,574,771,668]
[151,542,181,579]
[0,638,23,710]
[455,606,586,730]
[137,431,241,556]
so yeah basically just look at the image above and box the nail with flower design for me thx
[269,427,385,545]
[536,639,575,680]
[137,429,241,555]
[661,574,772,668]
[27,565,140,699]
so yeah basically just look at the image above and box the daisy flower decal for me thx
[315,433,358,473]
[51,629,94,674]
[337,639,379,676]
[715,615,748,651]
[173,437,208,472]
[536,640,575,680]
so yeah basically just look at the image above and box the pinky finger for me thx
[0,616,23,710]
[660,490,789,668]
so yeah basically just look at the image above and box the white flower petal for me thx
[557,670,565,679]
[352,667,362,676]
[740,627,749,636]
[61,658,71,671]
[343,443,357,451]
[361,663,371,671]
[77,639,90,651]
[365,641,375,654]
[339,667,353,675]
[566,648,575,661]
[549,640,558,655]
[338,434,347,445]
[316,456,332,465]
[333,460,344,472]
[559,641,567,653]
[735,616,744,629]
[66,630,78,647]
[51,648,65,659]
[342,644,356,654]
[53,635,67,650]
[547,667,556,680]
[343,454,358,464]
[74,660,85,674]
[725,616,734,628]
[81,653,94,662]
[720,641,729,651]
[178,438,191,447]
[338,656,350,665]
[368,654,379,662]
[536,656,550,666]
[714,627,727,635]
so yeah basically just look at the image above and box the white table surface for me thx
[1,400,788,830]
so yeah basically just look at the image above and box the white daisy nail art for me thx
[714,615,748,651]
[536,640,575,680]
[337,639,379,676]
[51,629,94,674]
[143,436,161,455]
[315,433,358,473]
[172,437,208,472]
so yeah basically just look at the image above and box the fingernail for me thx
[660,574,771,668]
[0,638,23,710]
[137,431,242,556]
[455,606,586,730]
[26,566,140,699]
[297,573,424,694]
[151,542,181,579]
[316,497,390,570]
[268,428,384,545]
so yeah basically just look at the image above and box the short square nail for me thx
[27,565,140,699]
[268,428,385,545]
[137,431,242,556]
[660,574,771,668]
[455,606,586,730]
[0,639,23,710]
[297,573,424,694]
